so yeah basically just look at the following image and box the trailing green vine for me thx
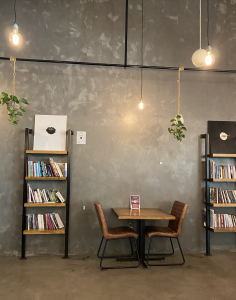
[168,114,187,142]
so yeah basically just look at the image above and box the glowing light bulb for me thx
[139,100,143,109]
[205,46,215,66]
[9,24,22,46]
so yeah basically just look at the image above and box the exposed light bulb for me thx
[139,100,143,109]
[9,23,22,46]
[205,46,215,66]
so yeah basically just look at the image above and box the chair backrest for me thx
[94,201,109,237]
[168,201,189,237]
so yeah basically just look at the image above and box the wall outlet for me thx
[77,131,86,144]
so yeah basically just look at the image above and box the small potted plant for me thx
[168,114,187,142]
[0,92,29,125]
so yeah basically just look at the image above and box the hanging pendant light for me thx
[139,0,144,109]
[205,0,215,66]
[9,0,22,46]
[192,0,206,67]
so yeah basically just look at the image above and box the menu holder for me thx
[130,195,140,210]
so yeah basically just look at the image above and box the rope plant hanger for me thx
[0,57,29,125]
[168,67,187,142]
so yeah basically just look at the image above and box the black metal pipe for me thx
[1,56,236,74]
[124,0,129,67]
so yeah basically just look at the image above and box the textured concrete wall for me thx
[0,0,236,256]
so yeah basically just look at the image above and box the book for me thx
[49,157,60,177]
[56,191,66,203]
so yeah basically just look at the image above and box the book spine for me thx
[64,163,67,177]
[56,191,66,203]
[49,158,59,177]
[55,213,65,229]
[54,162,63,177]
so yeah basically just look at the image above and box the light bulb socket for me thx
[13,23,19,31]
[206,45,212,52]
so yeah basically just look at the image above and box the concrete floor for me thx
[0,252,236,300]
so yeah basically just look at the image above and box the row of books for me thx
[209,188,236,204]
[27,157,67,177]
[209,160,236,179]
[26,213,64,230]
[203,209,236,229]
[27,184,66,203]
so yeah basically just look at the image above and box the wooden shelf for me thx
[25,177,66,181]
[209,228,236,233]
[209,203,236,207]
[209,154,236,158]
[23,229,65,235]
[24,203,66,207]
[26,150,67,155]
[208,179,236,182]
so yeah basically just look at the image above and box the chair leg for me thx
[99,237,140,270]
[97,237,104,258]
[146,237,185,267]
[97,236,134,259]
[146,237,174,258]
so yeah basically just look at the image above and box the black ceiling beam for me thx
[0,56,236,74]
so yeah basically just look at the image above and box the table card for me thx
[130,195,140,209]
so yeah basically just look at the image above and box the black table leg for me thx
[137,219,147,269]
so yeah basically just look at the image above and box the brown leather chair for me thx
[145,201,188,266]
[94,201,140,269]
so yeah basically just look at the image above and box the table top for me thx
[112,208,175,220]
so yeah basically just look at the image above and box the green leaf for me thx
[13,120,19,125]
[2,96,10,105]
[20,106,26,112]
[13,96,19,103]
[7,106,14,111]
[176,115,181,119]
[17,111,23,116]
[20,98,29,105]
[171,123,175,126]
[170,119,175,122]
[182,127,187,131]
[1,92,8,97]
[9,114,15,120]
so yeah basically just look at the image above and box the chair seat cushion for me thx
[145,225,179,238]
[106,226,138,239]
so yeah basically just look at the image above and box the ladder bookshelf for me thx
[21,128,73,259]
[201,133,236,255]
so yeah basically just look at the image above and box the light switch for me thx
[77,131,86,144]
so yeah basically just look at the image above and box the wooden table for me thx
[112,208,175,268]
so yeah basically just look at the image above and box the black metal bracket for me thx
[201,133,211,256]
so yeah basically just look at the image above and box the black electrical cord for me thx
[141,0,144,99]
[207,0,209,46]
[14,0,17,24]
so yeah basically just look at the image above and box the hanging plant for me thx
[0,57,29,125]
[0,92,29,125]
[168,114,187,142]
[168,67,187,142]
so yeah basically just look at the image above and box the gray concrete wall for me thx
[0,0,236,256]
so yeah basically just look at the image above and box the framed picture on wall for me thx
[208,121,236,154]
[33,115,67,151]
[130,195,140,209]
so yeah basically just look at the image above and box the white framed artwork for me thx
[33,115,67,151]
